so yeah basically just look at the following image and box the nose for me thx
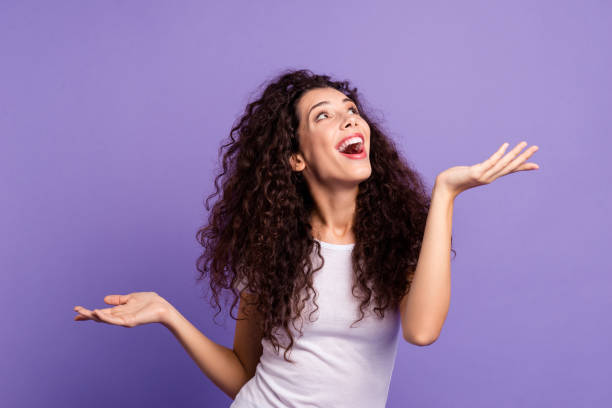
[343,115,357,128]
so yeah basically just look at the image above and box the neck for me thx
[308,183,358,244]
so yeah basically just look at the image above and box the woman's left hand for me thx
[435,141,540,199]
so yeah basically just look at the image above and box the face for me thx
[291,87,371,187]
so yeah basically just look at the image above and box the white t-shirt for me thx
[230,239,401,408]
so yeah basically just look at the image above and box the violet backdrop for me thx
[1,1,610,407]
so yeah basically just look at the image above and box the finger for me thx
[93,309,109,323]
[96,306,117,314]
[79,308,103,323]
[480,142,510,171]
[505,145,539,173]
[491,144,539,178]
[74,305,98,314]
[75,306,93,313]
[482,141,530,180]
[74,306,93,317]
[513,162,540,172]
[104,294,130,305]
[95,309,129,327]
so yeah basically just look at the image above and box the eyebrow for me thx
[308,97,354,119]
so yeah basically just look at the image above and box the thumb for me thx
[104,294,129,305]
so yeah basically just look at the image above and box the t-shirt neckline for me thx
[314,238,355,250]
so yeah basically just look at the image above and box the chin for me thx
[356,166,372,183]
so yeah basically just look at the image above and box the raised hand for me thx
[436,141,540,198]
[73,291,173,328]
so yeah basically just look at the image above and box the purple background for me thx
[2,1,610,407]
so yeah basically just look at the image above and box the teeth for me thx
[337,136,363,152]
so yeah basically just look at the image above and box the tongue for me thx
[342,142,362,154]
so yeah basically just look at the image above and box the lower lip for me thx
[338,148,367,159]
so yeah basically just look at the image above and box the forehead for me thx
[297,87,349,114]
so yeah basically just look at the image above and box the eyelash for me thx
[315,106,359,121]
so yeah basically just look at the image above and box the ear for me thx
[289,152,306,172]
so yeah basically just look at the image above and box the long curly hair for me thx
[195,68,455,362]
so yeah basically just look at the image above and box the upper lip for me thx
[335,132,364,151]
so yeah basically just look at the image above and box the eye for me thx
[315,111,329,121]
[315,106,359,122]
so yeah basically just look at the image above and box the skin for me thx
[290,88,542,344]
[74,87,373,323]
[73,292,171,326]
[400,141,540,344]
[290,87,371,244]
[74,91,541,372]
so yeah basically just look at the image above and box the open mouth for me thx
[336,136,364,155]
[339,142,363,154]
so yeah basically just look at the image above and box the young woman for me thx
[73,69,540,407]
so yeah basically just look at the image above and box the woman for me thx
[73,69,540,407]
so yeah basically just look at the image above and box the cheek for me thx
[363,122,371,135]
[300,141,320,163]
[303,143,335,168]
[308,142,330,161]
[309,132,333,153]
[364,124,372,145]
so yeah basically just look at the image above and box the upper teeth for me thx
[337,136,363,152]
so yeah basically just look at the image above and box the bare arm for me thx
[400,142,540,345]
[75,291,262,400]
[162,304,251,400]
[400,179,454,346]
[232,291,264,380]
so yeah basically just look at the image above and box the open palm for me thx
[436,141,540,198]
[73,291,171,327]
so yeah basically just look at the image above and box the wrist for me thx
[157,298,181,329]
[433,178,458,201]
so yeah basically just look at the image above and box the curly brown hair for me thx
[195,68,456,362]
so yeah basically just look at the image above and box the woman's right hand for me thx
[73,291,173,328]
